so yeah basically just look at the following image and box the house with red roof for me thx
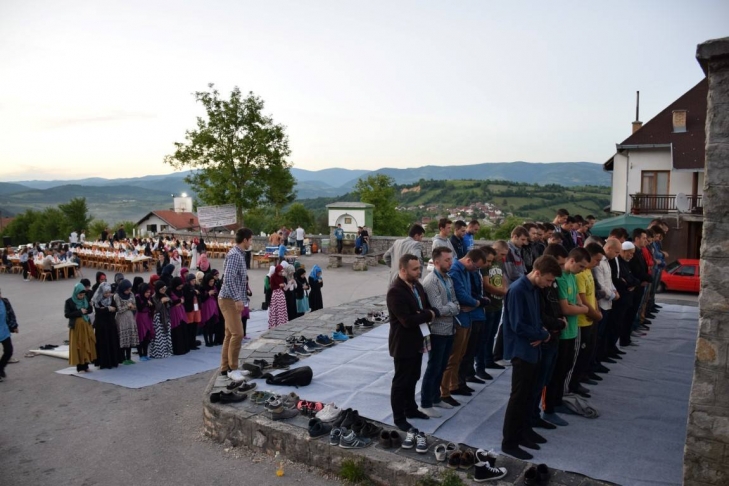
[136,210,199,236]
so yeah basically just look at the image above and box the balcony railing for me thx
[630,194,703,214]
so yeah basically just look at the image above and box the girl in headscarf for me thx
[168,276,189,355]
[160,264,175,287]
[197,237,207,255]
[180,267,189,282]
[308,265,324,312]
[183,273,201,350]
[198,273,219,347]
[135,283,154,361]
[268,265,288,329]
[197,253,210,273]
[91,271,106,296]
[131,276,144,295]
[114,279,139,364]
[149,280,173,359]
[91,281,121,369]
[170,250,182,277]
[294,268,310,318]
[111,272,125,293]
[283,263,297,321]
[264,266,275,309]
[64,283,97,372]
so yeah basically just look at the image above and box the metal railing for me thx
[630,194,703,214]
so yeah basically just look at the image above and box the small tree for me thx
[164,84,296,223]
[355,174,408,236]
[59,197,92,233]
[283,203,315,232]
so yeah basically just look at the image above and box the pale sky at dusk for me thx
[0,1,726,181]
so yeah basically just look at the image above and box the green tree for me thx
[355,174,409,236]
[492,215,524,240]
[115,220,138,238]
[1,209,39,244]
[164,84,295,223]
[283,203,315,232]
[88,219,110,240]
[59,197,92,233]
[28,207,66,242]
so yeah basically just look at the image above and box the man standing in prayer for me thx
[384,224,426,285]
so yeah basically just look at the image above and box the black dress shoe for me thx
[615,349,626,355]
[524,466,538,486]
[475,371,494,380]
[451,387,472,396]
[587,372,603,381]
[502,445,533,460]
[441,396,461,407]
[519,437,541,450]
[646,313,656,319]
[406,410,430,420]
[524,429,547,444]
[467,375,486,384]
[581,378,598,386]
[603,357,617,364]
[534,417,557,430]
[642,320,652,325]
[607,353,623,360]
[595,363,610,373]
[572,384,591,395]
[463,385,475,392]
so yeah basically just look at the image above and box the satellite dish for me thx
[676,193,690,213]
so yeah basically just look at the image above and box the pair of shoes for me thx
[210,390,247,404]
[333,408,358,428]
[266,392,300,411]
[331,331,349,341]
[406,409,430,420]
[140,356,151,362]
[315,334,334,347]
[485,362,506,370]
[352,417,382,439]
[252,359,270,369]
[243,362,265,377]
[451,386,472,396]
[475,371,494,380]
[288,344,311,356]
[338,427,372,449]
[227,369,247,382]
[250,391,275,404]
[269,407,299,420]
[434,442,457,462]
[433,400,453,409]
[603,356,618,364]
[378,430,402,448]
[316,403,342,422]
[467,375,486,384]
[345,325,355,337]
[542,412,569,426]
[308,418,332,438]
[226,380,256,392]
[440,396,461,407]
[524,429,547,444]
[533,417,557,430]
[401,428,428,454]
[524,464,550,485]
[122,359,135,365]
[473,449,508,482]
[418,407,442,418]
[354,317,374,328]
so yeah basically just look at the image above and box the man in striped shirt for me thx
[219,227,253,382]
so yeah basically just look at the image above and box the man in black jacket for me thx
[611,242,641,347]
[627,229,652,335]
[387,254,439,431]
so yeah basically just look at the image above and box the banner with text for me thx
[197,204,237,229]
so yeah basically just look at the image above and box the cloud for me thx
[39,110,157,129]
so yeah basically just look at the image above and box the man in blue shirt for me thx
[334,224,344,254]
[501,255,563,461]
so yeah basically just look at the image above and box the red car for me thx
[658,259,700,293]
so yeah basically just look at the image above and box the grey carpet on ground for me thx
[55,311,270,388]
[253,304,698,486]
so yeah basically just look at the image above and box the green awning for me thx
[590,214,655,237]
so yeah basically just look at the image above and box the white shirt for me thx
[69,232,78,243]
[80,233,86,243]
[593,257,617,311]
[296,227,305,240]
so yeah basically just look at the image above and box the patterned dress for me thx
[149,297,173,359]
[114,294,140,349]
[268,289,288,329]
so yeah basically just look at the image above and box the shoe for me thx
[390,430,402,448]
[524,466,538,486]
[315,334,334,347]
[269,407,299,420]
[250,391,275,404]
[272,353,298,369]
[451,387,472,396]
[356,318,374,328]
[485,362,506,370]
[501,445,533,460]
[615,349,627,355]
[316,403,342,422]
[646,313,656,319]
[595,363,610,373]
[331,331,349,341]
[329,427,342,446]
[534,417,557,430]
[402,428,418,449]
[441,396,461,407]
[494,360,511,367]
[475,371,494,381]
[303,341,322,353]
[467,375,486,384]
[140,356,150,362]
[227,369,247,382]
[289,344,311,356]
[537,463,550,484]
[332,408,353,428]
[406,410,430,420]
[603,357,618,364]
[335,323,345,334]
[459,448,474,468]
[448,450,463,468]
[434,443,447,461]
[213,391,248,404]
[608,353,623,360]
[123,359,135,365]
[226,381,256,392]
[581,378,598,386]
[242,336,251,341]
[395,420,413,431]
[418,407,442,418]
[587,372,603,381]
[433,400,453,409]
[379,430,392,448]
[253,359,270,369]
[345,325,355,336]
[463,385,475,392]
[339,428,371,449]
[473,449,507,482]
[519,436,540,450]
[352,419,382,439]
[524,429,547,444]
[643,319,653,325]
[340,409,361,429]
[308,418,332,438]
[415,431,428,454]
[542,412,569,426]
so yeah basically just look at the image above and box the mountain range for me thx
[0,161,609,222]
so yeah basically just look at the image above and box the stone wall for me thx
[684,37,729,486]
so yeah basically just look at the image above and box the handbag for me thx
[241,305,250,319]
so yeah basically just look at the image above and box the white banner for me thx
[197,204,237,229]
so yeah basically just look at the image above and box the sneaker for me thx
[329,427,342,446]
[473,449,507,482]
[289,345,311,356]
[402,428,418,449]
[467,375,486,384]
[272,353,299,368]
[316,403,342,422]
[345,325,354,336]
[226,381,256,392]
[537,464,550,484]
[339,428,371,449]
[434,443,447,461]
[269,407,299,420]
[448,450,462,468]
[252,359,270,369]
[308,418,332,438]
[303,340,322,353]
[352,418,382,439]
[494,360,511,368]
[433,400,453,409]
[340,409,361,429]
[418,407,442,418]
[332,408,353,428]
[331,331,349,341]
[415,431,428,454]
[335,323,346,334]
[140,356,150,362]
[227,369,247,382]
[315,334,334,347]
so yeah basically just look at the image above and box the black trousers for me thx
[492,322,504,362]
[0,336,13,374]
[618,291,638,345]
[391,356,423,424]
[544,337,577,413]
[569,325,594,390]
[502,358,539,448]
[336,239,343,253]
[459,320,484,384]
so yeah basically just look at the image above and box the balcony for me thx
[630,194,703,214]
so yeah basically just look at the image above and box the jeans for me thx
[336,239,343,254]
[476,309,501,371]
[530,343,558,424]
[218,298,244,372]
[362,242,369,255]
[0,336,13,375]
[420,334,454,408]
[502,358,539,449]
[392,356,422,424]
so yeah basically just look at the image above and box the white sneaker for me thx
[316,403,342,422]
[494,359,511,367]
[433,400,453,409]
[227,369,246,382]
[418,406,442,418]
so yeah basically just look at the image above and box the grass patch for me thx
[340,459,371,484]
[415,469,467,486]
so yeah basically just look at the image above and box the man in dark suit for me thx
[387,253,439,431]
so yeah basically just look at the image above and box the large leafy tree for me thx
[355,174,409,236]
[59,197,92,233]
[164,84,296,223]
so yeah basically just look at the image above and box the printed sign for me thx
[197,204,237,229]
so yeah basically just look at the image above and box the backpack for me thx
[262,366,313,387]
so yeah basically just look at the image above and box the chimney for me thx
[632,90,643,133]
[673,110,687,133]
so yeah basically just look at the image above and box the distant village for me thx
[396,201,505,227]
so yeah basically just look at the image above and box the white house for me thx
[136,210,199,237]
[604,78,707,258]
[326,202,374,235]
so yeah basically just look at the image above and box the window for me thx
[676,265,696,277]
[344,217,352,224]
[146,224,158,233]
[641,171,670,195]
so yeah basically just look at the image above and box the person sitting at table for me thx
[91,282,121,369]
[41,251,56,280]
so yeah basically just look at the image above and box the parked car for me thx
[659,259,700,293]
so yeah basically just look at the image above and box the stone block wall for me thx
[685,37,729,486]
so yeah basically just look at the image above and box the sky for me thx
[0,0,726,181]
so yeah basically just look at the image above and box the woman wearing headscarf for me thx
[65,283,97,372]
[168,276,189,355]
[91,271,106,296]
[131,276,144,295]
[283,263,297,321]
[197,253,210,273]
[135,283,154,361]
[308,265,324,312]
[294,267,310,318]
[197,237,207,255]
[160,264,175,287]
[180,267,189,283]
[170,250,182,277]
[268,265,288,329]
[264,266,275,309]
[111,273,124,293]
[199,273,219,347]
[183,273,201,350]
[149,280,173,359]
[113,279,139,364]
[91,281,120,369]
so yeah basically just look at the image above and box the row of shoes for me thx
[210,380,257,404]
[287,335,327,355]
[334,323,355,339]
[524,463,550,485]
